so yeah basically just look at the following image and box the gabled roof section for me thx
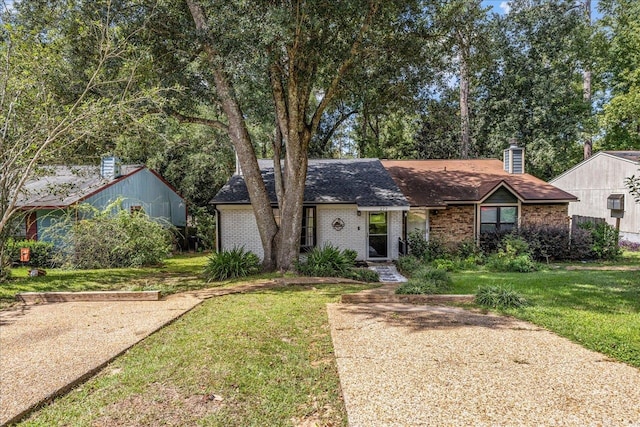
[18,165,145,209]
[382,159,577,207]
[602,151,640,163]
[550,150,640,184]
[212,158,409,209]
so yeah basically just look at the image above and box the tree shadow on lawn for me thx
[332,302,542,333]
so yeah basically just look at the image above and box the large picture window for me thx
[480,206,517,233]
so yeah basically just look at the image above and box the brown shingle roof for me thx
[382,159,577,207]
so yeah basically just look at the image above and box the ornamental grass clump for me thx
[296,244,354,277]
[475,284,528,309]
[204,247,260,281]
[395,267,452,294]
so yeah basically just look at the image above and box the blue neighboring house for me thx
[16,157,187,243]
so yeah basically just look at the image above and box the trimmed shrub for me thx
[395,267,452,294]
[475,285,528,309]
[6,239,55,267]
[204,247,260,281]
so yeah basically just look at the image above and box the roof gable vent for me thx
[503,140,524,174]
[101,156,122,180]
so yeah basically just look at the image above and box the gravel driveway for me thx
[328,303,640,426]
[0,294,201,426]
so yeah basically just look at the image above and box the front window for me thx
[480,206,517,233]
[300,207,316,250]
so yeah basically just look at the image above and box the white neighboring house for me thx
[550,151,640,243]
[211,159,410,261]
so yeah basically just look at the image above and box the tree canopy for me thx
[2,0,639,273]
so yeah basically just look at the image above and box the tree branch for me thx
[309,0,379,135]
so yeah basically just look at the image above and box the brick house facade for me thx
[383,149,576,248]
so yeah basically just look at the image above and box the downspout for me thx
[214,206,221,252]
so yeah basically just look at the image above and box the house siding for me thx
[520,204,570,227]
[429,206,475,244]
[85,169,187,227]
[551,153,640,242]
[218,204,405,261]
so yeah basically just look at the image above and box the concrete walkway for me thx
[328,302,640,426]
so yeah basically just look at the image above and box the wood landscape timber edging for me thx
[340,283,475,304]
[16,290,162,304]
[341,293,475,304]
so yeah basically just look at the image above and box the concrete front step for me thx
[17,291,161,304]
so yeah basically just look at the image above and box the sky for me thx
[481,0,601,20]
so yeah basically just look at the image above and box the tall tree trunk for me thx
[583,0,592,160]
[459,53,470,159]
[457,30,471,159]
[186,0,279,270]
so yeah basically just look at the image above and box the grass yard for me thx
[0,253,217,308]
[451,267,640,367]
[18,284,371,427]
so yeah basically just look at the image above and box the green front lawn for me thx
[7,259,640,425]
[19,284,372,427]
[451,268,640,367]
[0,253,213,308]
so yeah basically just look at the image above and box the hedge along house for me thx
[15,156,187,244]
[211,159,410,261]
[382,144,577,247]
[550,151,640,243]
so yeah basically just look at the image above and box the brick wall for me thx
[217,206,264,259]
[521,204,570,227]
[429,205,475,244]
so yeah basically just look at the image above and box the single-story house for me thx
[383,144,577,246]
[550,151,640,243]
[211,159,410,261]
[15,157,187,243]
[212,146,577,261]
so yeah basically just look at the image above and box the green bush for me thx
[395,255,422,276]
[296,244,355,277]
[407,231,445,262]
[579,222,621,260]
[46,201,173,269]
[485,235,537,272]
[6,239,55,267]
[203,247,261,281]
[395,267,452,294]
[486,253,537,272]
[475,285,528,309]
[348,268,380,283]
